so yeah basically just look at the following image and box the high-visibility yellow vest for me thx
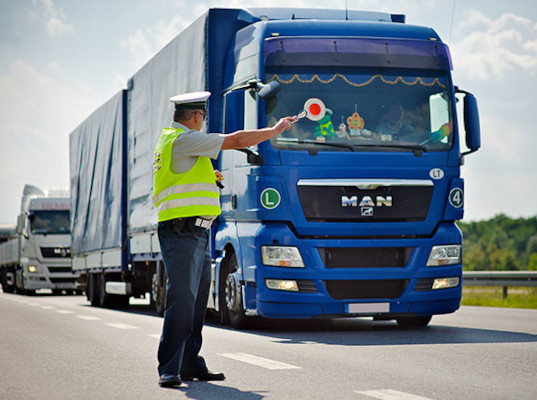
[152,127,221,222]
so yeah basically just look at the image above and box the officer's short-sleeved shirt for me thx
[170,121,224,174]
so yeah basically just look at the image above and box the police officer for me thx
[154,91,295,388]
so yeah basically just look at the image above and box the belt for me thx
[171,216,213,233]
[193,217,213,229]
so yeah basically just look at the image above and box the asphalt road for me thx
[1,290,536,400]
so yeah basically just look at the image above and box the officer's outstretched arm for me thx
[220,116,295,150]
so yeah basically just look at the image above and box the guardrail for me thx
[462,271,537,298]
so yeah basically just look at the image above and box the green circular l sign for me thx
[260,188,281,209]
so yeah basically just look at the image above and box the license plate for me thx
[346,303,390,314]
[54,283,73,289]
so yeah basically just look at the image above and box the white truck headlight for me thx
[432,277,460,290]
[265,279,299,291]
[28,265,40,273]
[261,246,304,268]
[427,244,461,266]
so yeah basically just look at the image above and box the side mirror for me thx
[258,80,282,100]
[456,88,481,160]
[236,148,265,165]
[463,93,481,153]
[17,214,29,238]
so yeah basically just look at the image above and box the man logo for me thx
[341,195,392,208]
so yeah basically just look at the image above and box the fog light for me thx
[265,279,299,291]
[427,245,461,266]
[432,277,460,290]
[261,246,304,267]
[28,265,39,273]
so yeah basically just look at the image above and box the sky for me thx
[0,0,536,224]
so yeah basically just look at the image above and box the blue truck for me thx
[69,8,480,327]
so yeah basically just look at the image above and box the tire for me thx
[151,263,166,317]
[97,273,129,308]
[98,273,112,308]
[221,253,252,330]
[396,315,432,328]
[88,274,100,307]
[1,269,15,293]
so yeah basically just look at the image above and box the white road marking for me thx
[56,310,75,314]
[41,306,55,310]
[76,315,101,321]
[27,302,39,306]
[355,389,435,400]
[219,353,301,370]
[148,334,161,339]
[105,323,139,330]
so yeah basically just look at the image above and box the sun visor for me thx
[264,37,452,70]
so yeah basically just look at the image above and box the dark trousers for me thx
[157,219,211,377]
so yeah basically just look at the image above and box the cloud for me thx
[31,0,72,36]
[0,59,100,221]
[452,11,537,80]
[121,13,202,71]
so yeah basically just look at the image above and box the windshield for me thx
[29,210,70,235]
[265,67,454,152]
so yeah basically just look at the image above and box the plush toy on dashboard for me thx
[314,108,335,139]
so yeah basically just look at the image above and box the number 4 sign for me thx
[449,188,463,208]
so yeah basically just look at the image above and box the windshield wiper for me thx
[276,138,427,156]
[352,143,427,157]
[275,137,355,152]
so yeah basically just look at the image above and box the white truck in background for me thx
[0,184,79,295]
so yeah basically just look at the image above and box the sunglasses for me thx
[195,110,207,119]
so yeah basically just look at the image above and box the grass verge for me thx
[461,286,537,309]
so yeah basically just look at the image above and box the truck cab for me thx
[0,185,77,294]
[213,9,480,327]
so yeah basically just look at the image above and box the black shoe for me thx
[159,374,181,388]
[181,371,226,381]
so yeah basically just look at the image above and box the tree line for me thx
[457,214,537,271]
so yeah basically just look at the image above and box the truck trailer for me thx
[0,185,78,294]
[69,8,480,327]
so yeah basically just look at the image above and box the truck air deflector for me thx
[264,37,452,70]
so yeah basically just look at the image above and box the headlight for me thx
[261,246,304,268]
[432,277,460,290]
[427,245,461,266]
[28,265,40,273]
[265,279,299,291]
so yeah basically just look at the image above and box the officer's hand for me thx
[214,170,224,182]
[273,116,296,135]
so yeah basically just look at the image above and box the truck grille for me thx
[47,266,73,274]
[49,277,77,284]
[318,247,412,268]
[41,247,71,258]
[324,279,409,300]
[297,179,433,222]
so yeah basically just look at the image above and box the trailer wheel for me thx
[87,273,100,306]
[98,273,113,308]
[222,253,251,329]
[151,262,166,317]
[396,315,432,328]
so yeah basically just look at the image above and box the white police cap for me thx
[170,91,211,108]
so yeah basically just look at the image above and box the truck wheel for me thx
[396,315,432,328]
[222,254,251,329]
[1,269,15,293]
[87,274,100,307]
[98,273,113,308]
[151,263,166,317]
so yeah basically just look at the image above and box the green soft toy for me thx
[314,109,335,138]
